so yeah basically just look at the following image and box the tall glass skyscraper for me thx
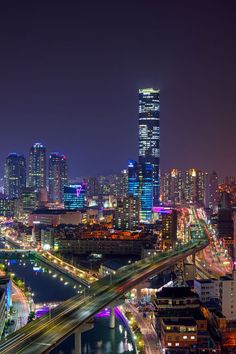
[4,153,26,198]
[128,160,153,222]
[28,143,46,190]
[139,88,160,206]
[139,162,153,222]
[49,153,68,203]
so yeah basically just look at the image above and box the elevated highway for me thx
[0,208,209,354]
[0,244,208,352]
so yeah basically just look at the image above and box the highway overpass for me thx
[0,210,209,354]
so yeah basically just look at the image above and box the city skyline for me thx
[0,2,236,354]
[0,2,236,177]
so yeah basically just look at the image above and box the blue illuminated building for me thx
[139,162,153,222]
[64,184,86,210]
[128,161,153,222]
[128,160,139,197]
[139,88,160,206]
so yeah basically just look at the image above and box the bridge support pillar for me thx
[74,320,94,354]
[109,305,115,329]
[74,329,82,354]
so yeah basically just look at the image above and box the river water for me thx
[0,242,136,354]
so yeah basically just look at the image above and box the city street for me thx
[10,282,29,332]
[125,303,161,354]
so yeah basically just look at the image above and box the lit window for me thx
[167,343,172,346]
[166,326,171,330]
[183,336,187,339]
[175,343,179,346]
[191,336,195,340]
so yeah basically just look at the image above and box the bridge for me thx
[0,209,209,354]
[0,249,36,253]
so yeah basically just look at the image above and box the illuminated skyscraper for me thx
[205,171,218,212]
[163,169,183,205]
[184,168,206,205]
[139,88,160,206]
[28,143,46,190]
[49,153,68,203]
[4,153,26,198]
[128,160,139,197]
[139,162,153,222]
[128,161,153,222]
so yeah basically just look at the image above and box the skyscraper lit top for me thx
[28,143,46,190]
[138,88,160,205]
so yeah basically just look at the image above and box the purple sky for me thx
[0,1,235,178]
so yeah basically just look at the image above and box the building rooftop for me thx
[194,279,216,284]
[31,209,83,215]
[162,318,197,327]
[157,286,199,299]
[157,308,205,321]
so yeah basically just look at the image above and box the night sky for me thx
[0,1,235,178]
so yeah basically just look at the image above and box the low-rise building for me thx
[155,287,220,353]
[219,271,236,321]
[161,318,197,351]
[29,209,83,227]
[194,279,219,303]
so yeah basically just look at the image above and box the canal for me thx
[0,242,136,354]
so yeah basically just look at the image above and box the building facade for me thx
[139,162,153,222]
[28,143,46,190]
[162,169,183,205]
[4,153,26,198]
[139,88,160,206]
[49,153,68,203]
[184,168,206,205]
[114,196,140,230]
[64,184,86,210]
[205,171,218,212]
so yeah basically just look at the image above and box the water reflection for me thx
[51,316,136,354]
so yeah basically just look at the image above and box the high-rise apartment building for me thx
[114,196,140,230]
[28,143,46,190]
[128,161,153,222]
[184,168,206,205]
[205,171,218,211]
[139,88,160,206]
[128,160,140,198]
[48,153,68,203]
[4,153,26,198]
[162,169,183,205]
[20,187,38,213]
